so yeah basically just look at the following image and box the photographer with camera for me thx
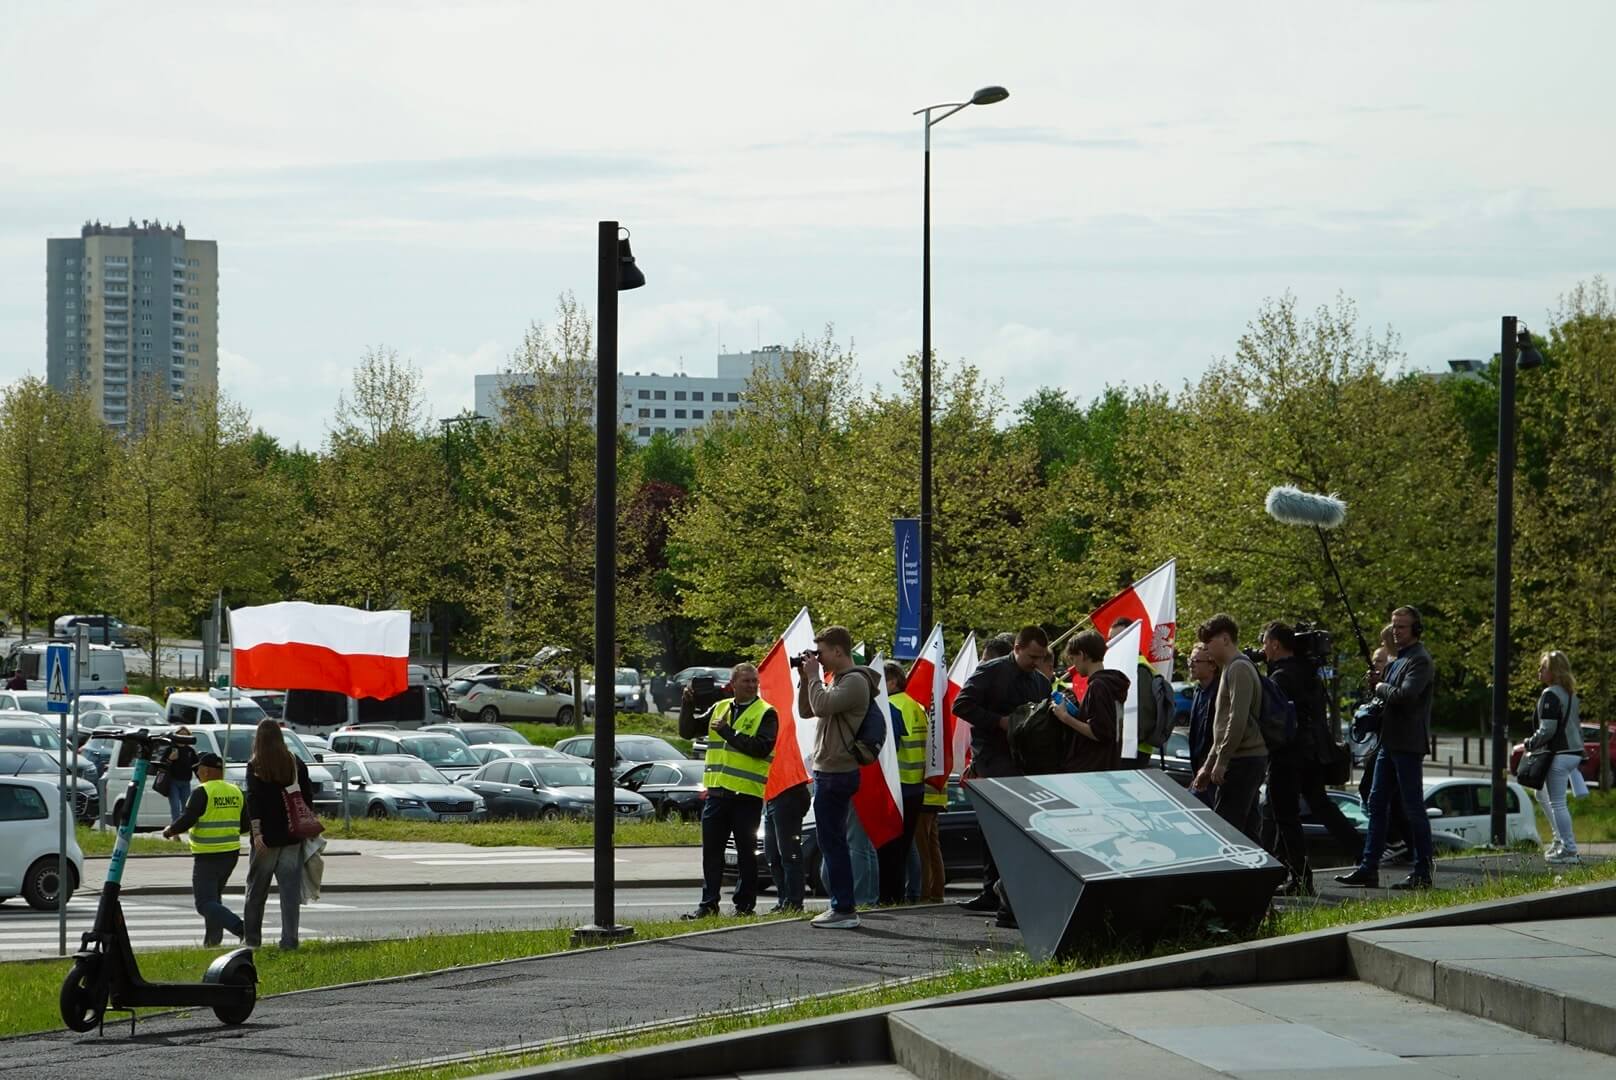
[796,626,881,930]
[1337,606,1437,890]
[681,662,779,919]
[1261,622,1362,895]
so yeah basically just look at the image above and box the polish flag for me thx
[1105,619,1144,758]
[229,602,408,699]
[944,633,980,781]
[904,624,948,784]
[1090,558,1177,677]
[759,608,816,800]
[853,652,905,847]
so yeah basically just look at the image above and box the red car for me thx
[1509,723,1616,784]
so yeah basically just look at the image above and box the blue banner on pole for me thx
[894,518,921,660]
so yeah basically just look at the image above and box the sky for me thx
[3,1,1613,448]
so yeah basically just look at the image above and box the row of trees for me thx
[1,281,1611,752]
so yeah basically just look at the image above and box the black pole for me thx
[577,221,631,943]
[919,143,933,637]
[1490,315,1517,848]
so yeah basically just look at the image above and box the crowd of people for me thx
[682,604,1591,928]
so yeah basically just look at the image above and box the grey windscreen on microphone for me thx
[1265,486,1347,529]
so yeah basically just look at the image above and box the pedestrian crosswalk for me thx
[0,894,333,959]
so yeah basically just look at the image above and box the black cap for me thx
[196,752,224,769]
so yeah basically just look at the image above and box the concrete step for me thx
[1347,915,1616,1056]
[724,1069,917,1079]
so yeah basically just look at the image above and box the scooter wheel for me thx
[211,954,257,1025]
[60,958,107,1033]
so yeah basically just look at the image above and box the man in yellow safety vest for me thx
[681,662,779,919]
[163,751,248,945]
[883,661,934,904]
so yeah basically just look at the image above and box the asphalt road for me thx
[0,887,767,962]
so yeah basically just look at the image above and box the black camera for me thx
[1292,622,1332,666]
[789,649,819,671]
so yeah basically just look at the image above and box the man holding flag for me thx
[880,661,928,906]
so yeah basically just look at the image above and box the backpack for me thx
[1145,669,1177,749]
[1255,671,1298,749]
[845,689,888,766]
[1007,698,1070,774]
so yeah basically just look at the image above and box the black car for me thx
[616,759,705,821]
[462,758,654,821]
[657,666,732,712]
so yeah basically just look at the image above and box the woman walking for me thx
[243,719,315,949]
[1528,651,1584,864]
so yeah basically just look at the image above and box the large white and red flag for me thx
[759,607,816,800]
[1105,619,1144,758]
[904,624,948,785]
[229,601,409,699]
[945,633,980,779]
[1090,558,1177,677]
[852,651,905,847]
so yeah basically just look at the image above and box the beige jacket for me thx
[1210,655,1268,772]
[798,666,877,774]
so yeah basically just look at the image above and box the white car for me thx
[0,690,51,717]
[0,775,84,909]
[1422,777,1539,846]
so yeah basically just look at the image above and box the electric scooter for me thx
[59,727,257,1033]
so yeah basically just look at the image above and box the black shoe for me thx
[733,906,756,917]
[994,908,1019,930]
[1334,867,1380,888]
[681,905,719,921]
[958,890,1000,913]
[1275,873,1315,897]
[1389,873,1433,891]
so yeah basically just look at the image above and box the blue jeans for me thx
[812,770,861,914]
[1537,753,1581,854]
[845,806,879,907]
[700,792,763,911]
[168,777,193,822]
[1362,750,1433,875]
[192,852,244,945]
[764,783,811,909]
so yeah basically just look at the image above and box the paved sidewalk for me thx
[0,905,1019,1080]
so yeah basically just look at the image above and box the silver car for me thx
[322,754,485,821]
[462,758,653,821]
[467,743,571,766]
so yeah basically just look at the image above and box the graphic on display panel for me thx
[978,771,1270,879]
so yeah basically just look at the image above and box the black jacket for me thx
[1374,642,1435,755]
[1188,675,1219,773]
[1267,655,1331,763]
[954,655,1052,777]
[246,759,314,849]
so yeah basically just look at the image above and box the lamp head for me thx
[617,228,645,291]
[1516,326,1543,369]
[971,85,1010,106]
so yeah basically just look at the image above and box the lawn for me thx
[75,825,188,857]
[331,816,700,847]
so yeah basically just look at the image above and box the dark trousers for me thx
[700,792,763,912]
[876,790,924,905]
[1362,750,1434,876]
[192,852,244,946]
[763,783,810,910]
[1267,754,1363,876]
[1212,755,1267,841]
[1359,747,1409,849]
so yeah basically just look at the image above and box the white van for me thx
[282,665,455,737]
[165,688,271,729]
[100,723,340,830]
[7,642,127,696]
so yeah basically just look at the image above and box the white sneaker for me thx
[811,909,861,930]
[1547,850,1582,865]
[1544,840,1563,858]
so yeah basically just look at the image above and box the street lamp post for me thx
[575,221,644,946]
[914,85,1007,635]
[1489,315,1542,846]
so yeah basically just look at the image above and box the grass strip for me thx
[351,857,1616,1080]
[0,913,781,1038]
[325,817,699,847]
[74,825,188,857]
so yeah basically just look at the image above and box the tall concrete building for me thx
[46,220,218,429]
[473,345,791,444]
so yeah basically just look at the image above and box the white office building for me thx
[473,346,790,444]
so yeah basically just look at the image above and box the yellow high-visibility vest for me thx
[189,780,243,856]
[702,697,775,798]
[891,691,929,788]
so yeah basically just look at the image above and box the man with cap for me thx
[163,751,249,945]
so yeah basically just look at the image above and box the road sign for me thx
[44,644,73,714]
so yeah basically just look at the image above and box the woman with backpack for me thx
[243,718,316,949]
[1526,650,1586,865]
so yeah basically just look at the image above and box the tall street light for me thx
[1489,315,1543,846]
[574,221,644,946]
[914,85,1008,637]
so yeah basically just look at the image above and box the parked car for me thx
[1279,788,1470,866]
[1157,728,1196,787]
[1421,777,1539,847]
[462,757,653,821]
[282,665,455,735]
[300,733,331,754]
[52,614,140,646]
[616,759,705,821]
[0,716,70,754]
[77,712,171,775]
[421,722,532,748]
[0,690,51,716]
[165,689,270,729]
[1171,681,1194,724]
[585,668,650,716]
[0,775,84,909]
[554,734,689,777]
[240,690,288,719]
[327,730,483,782]
[6,641,127,695]
[319,754,484,821]
[0,750,100,822]
[76,693,165,738]
[466,744,570,766]
[1510,723,1615,787]
[454,674,576,726]
[657,666,732,712]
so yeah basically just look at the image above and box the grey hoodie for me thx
[799,665,880,774]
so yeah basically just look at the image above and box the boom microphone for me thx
[1266,486,1346,530]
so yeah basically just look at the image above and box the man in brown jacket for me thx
[1191,613,1268,840]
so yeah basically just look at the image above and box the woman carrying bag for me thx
[243,718,318,949]
[1522,650,1586,865]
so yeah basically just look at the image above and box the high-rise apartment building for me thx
[46,220,218,429]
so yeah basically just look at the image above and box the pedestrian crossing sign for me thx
[45,644,73,713]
